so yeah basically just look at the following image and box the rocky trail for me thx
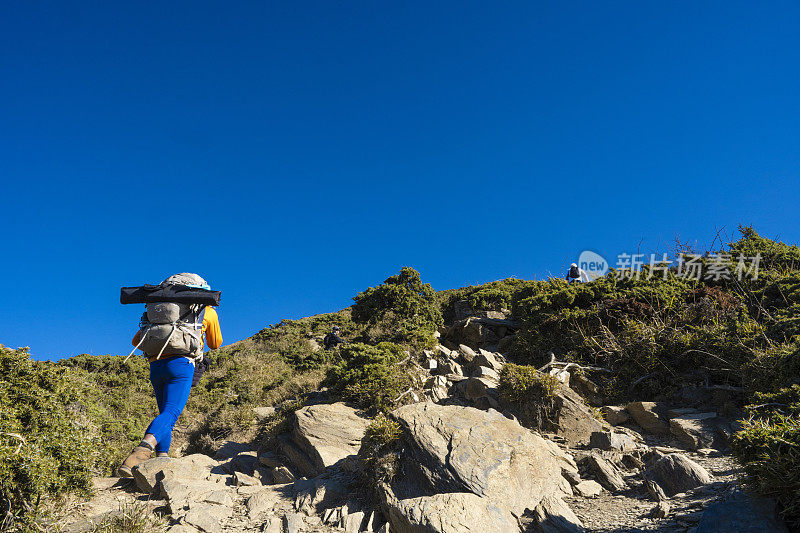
[60,309,790,532]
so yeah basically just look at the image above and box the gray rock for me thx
[528,495,584,532]
[464,377,498,399]
[473,366,500,381]
[645,453,711,497]
[473,350,503,372]
[601,405,630,425]
[131,454,219,494]
[627,401,670,434]
[234,472,260,486]
[669,412,718,450]
[574,480,602,498]
[283,512,304,533]
[381,490,520,533]
[258,450,282,468]
[580,453,627,491]
[695,489,788,532]
[290,402,370,476]
[458,344,478,363]
[246,487,280,517]
[343,510,365,532]
[589,431,637,452]
[271,465,296,484]
[388,403,574,518]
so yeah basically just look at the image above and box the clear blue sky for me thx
[1,1,798,360]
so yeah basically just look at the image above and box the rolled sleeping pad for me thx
[120,284,221,306]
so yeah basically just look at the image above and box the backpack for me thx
[123,273,219,362]
[136,301,206,360]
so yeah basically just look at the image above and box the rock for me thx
[573,480,602,497]
[424,375,449,389]
[234,472,260,486]
[645,453,711,497]
[528,494,584,532]
[387,403,574,519]
[464,377,498,400]
[271,465,296,484]
[627,401,670,434]
[652,501,670,518]
[601,405,630,425]
[182,503,231,532]
[213,440,251,460]
[246,488,280,517]
[589,431,636,452]
[258,450,281,468]
[160,476,231,512]
[497,334,516,353]
[669,412,718,450]
[473,366,500,381]
[435,344,454,359]
[283,512,304,533]
[290,403,370,476]
[132,454,219,494]
[667,407,698,418]
[452,318,483,347]
[343,510,365,532]
[695,488,789,532]
[262,517,282,533]
[580,453,627,491]
[277,434,318,478]
[253,406,276,421]
[473,350,503,372]
[570,373,604,406]
[458,344,477,363]
[549,386,607,446]
[381,490,519,533]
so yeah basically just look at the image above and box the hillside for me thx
[1,226,799,532]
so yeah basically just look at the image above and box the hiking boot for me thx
[156,452,169,458]
[117,443,154,477]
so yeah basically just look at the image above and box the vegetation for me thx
[324,342,413,415]
[0,346,99,531]
[352,267,442,349]
[358,415,403,485]
[498,363,560,429]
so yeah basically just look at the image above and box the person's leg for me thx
[118,360,165,476]
[144,357,195,454]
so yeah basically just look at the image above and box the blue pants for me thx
[145,357,194,453]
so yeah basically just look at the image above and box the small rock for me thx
[589,431,636,452]
[627,401,670,434]
[234,472,260,486]
[669,412,718,450]
[283,512,304,533]
[253,406,277,421]
[651,501,670,518]
[343,510,365,532]
[464,377,498,399]
[474,350,504,372]
[272,465,295,484]
[473,366,500,381]
[574,480,603,498]
[580,453,627,491]
[458,344,478,363]
[601,406,630,425]
[258,451,281,468]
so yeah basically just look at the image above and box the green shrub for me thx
[352,267,442,349]
[498,364,560,429]
[732,414,800,527]
[325,343,412,414]
[358,415,403,488]
[0,346,99,529]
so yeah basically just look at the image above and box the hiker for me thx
[118,273,222,476]
[323,326,345,350]
[566,263,590,284]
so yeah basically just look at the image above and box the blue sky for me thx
[1,1,798,360]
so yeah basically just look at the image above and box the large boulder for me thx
[288,403,371,477]
[627,402,670,434]
[131,454,220,494]
[645,453,711,497]
[382,403,580,532]
[548,386,608,446]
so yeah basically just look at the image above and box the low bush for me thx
[352,267,442,349]
[498,363,560,429]
[325,342,412,414]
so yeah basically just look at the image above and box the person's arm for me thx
[203,307,223,349]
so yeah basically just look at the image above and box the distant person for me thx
[118,273,222,477]
[566,263,590,284]
[324,326,345,350]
